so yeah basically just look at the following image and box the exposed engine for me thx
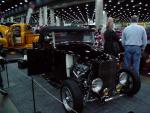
[72,63,90,79]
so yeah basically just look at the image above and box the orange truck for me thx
[0,23,39,49]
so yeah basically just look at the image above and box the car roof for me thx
[40,26,95,33]
[0,22,16,27]
[11,23,31,27]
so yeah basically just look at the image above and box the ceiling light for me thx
[15,5,18,7]
[131,0,134,2]
[2,1,5,3]
[20,2,23,5]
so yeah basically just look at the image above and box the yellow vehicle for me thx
[0,23,39,49]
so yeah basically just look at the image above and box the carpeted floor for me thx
[1,63,150,113]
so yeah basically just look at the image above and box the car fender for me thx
[0,37,8,47]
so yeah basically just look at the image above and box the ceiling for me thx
[0,0,150,23]
[52,0,150,24]
[104,0,150,22]
[0,0,30,12]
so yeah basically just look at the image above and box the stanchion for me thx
[5,63,9,88]
[0,65,8,96]
[31,76,42,113]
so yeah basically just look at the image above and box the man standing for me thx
[122,16,147,76]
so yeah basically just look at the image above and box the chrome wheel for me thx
[119,72,133,89]
[117,69,141,96]
[62,87,74,112]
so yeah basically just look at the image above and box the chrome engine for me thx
[72,63,90,79]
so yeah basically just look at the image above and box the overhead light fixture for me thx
[25,0,28,3]
[139,2,142,5]
[2,1,5,3]
[20,2,23,5]
[15,5,18,7]
[109,0,111,2]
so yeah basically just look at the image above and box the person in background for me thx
[104,17,120,57]
[122,15,147,76]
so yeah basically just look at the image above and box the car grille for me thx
[98,60,117,93]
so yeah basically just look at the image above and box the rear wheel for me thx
[117,69,141,96]
[61,79,83,113]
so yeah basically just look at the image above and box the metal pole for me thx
[5,64,9,88]
[31,77,36,113]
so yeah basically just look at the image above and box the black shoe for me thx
[0,89,8,96]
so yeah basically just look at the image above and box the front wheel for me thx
[61,79,83,113]
[117,69,141,96]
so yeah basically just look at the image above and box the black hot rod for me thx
[27,27,141,113]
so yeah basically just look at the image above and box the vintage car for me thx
[140,35,150,76]
[0,23,39,49]
[27,27,141,113]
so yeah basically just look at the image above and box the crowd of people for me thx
[97,15,148,76]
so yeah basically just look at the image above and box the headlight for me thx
[92,78,103,94]
[119,72,128,85]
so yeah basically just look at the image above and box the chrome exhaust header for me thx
[104,94,124,102]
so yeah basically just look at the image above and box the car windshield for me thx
[53,31,94,43]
